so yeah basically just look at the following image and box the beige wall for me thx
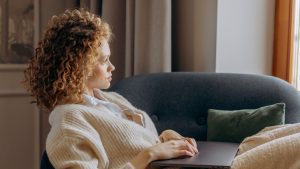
[0,1,74,169]
[216,0,275,75]
[0,65,39,169]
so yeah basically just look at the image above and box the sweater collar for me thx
[93,89,145,127]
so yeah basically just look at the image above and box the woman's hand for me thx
[160,129,197,150]
[160,129,183,142]
[130,139,198,169]
[147,139,199,161]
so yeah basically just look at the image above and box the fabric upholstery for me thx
[109,72,300,141]
[41,152,53,169]
[207,103,285,143]
[41,72,300,168]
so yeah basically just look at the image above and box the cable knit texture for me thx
[232,123,300,169]
[46,90,160,169]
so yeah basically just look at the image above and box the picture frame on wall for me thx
[0,0,37,67]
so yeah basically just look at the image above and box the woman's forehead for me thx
[102,41,110,56]
[98,40,110,56]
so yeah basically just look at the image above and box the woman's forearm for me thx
[129,149,154,169]
[129,139,198,169]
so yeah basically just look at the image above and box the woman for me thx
[24,9,198,169]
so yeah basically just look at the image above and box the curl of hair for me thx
[23,9,111,110]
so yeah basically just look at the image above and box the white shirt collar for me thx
[83,94,108,106]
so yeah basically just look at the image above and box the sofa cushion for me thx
[207,103,285,143]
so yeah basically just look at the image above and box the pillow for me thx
[207,103,285,143]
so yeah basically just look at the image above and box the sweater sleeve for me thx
[46,108,135,169]
[47,136,135,169]
[47,135,105,169]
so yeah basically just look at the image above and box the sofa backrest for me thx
[109,72,300,141]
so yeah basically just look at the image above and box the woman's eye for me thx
[100,58,109,65]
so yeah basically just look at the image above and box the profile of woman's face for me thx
[86,40,115,90]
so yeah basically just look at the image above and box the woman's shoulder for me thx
[49,104,96,125]
[46,104,103,148]
[53,103,87,111]
[51,104,89,116]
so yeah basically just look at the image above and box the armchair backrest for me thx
[109,72,300,140]
[41,72,300,168]
[41,151,54,169]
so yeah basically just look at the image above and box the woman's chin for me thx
[101,83,111,89]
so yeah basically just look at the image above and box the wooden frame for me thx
[272,0,295,83]
[0,0,36,65]
[1,0,9,58]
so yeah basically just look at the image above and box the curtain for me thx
[272,0,295,83]
[101,0,217,85]
[102,0,171,84]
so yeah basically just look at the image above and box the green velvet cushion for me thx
[207,103,285,143]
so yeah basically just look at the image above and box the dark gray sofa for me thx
[41,72,300,168]
[109,72,300,140]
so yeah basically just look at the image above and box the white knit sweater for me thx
[46,90,160,169]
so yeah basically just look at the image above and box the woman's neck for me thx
[84,88,94,97]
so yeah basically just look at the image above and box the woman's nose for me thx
[109,62,115,71]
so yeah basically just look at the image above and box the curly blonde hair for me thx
[24,9,111,110]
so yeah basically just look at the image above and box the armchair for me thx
[40,72,300,168]
[110,72,300,140]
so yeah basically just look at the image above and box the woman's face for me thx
[86,40,115,90]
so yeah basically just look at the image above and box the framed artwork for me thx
[0,0,35,65]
